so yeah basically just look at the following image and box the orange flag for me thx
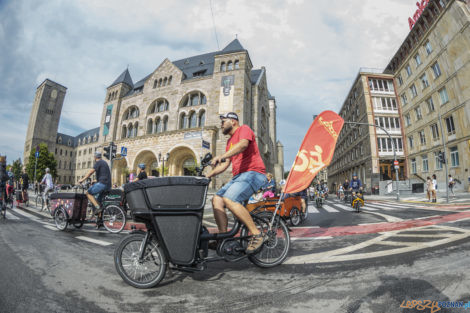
[284,110,344,194]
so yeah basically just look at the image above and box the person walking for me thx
[426,176,432,202]
[448,174,455,196]
[431,174,437,203]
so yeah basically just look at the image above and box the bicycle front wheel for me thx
[102,204,126,233]
[243,212,291,268]
[114,233,167,289]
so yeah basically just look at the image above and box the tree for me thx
[25,143,57,183]
[11,158,22,187]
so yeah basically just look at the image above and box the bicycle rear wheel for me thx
[243,212,290,268]
[114,232,167,289]
[102,204,126,233]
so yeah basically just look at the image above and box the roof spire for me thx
[109,68,133,88]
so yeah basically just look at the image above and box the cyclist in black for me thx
[21,168,29,202]
[133,163,148,182]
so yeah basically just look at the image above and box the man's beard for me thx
[222,125,232,135]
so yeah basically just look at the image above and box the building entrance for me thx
[379,160,405,181]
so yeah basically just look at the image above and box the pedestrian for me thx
[448,174,455,196]
[426,176,432,202]
[431,174,437,203]
[263,172,276,194]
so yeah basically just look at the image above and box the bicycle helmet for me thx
[138,163,146,170]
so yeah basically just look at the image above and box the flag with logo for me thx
[284,110,344,194]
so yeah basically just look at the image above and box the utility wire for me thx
[209,0,220,50]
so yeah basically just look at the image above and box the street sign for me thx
[121,147,127,157]
[394,165,400,170]
[393,160,399,166]
[35,151,40,158]
[202,140,210,149]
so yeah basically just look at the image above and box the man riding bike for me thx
[349,173,363,200]
[133,163,148,182]
[21,168,29,203]
[78,152,111,229]
[206,112,268,254]
[40,168,54,206]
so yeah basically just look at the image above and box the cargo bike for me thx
[114,154,291,288]
[50,181,127,233]
[246,195,307,226]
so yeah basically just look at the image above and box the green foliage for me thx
[25,143,57,182]
[283,171,290,179]
[10,159,22,180]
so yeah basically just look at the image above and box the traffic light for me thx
[103,145,111,160]
[438,151,446,164]
[111,143,117,159]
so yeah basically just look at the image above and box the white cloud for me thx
[0,0,416,167]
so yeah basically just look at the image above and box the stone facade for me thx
[385,0,470,191]
[328,71,406,193]
[24,39,284,187]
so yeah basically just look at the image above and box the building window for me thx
[411,158,417,174]
[431,62,442,78]
[420,73,429,89]
[181,91,207,107]
[147,119,153,134]
[450,146,459,167]
[422,155,429,172]
[434,151,443,170]
[415,106,423,120]
[419,130,426,145]
[163,116,168,131]
[234,60,239,69]
[124,106,139,120]
[445,115,456,135]
[122,125,127,139]
[227,61,233,71]
[426,97,435,112]
[430,123,440,140]
[155,118,162,133]
[439,87,449,104]
[408,135,414,148]
[406,64,412,77]
[198,110,206,127]
[220,62,226,72]
[414,53,422,67]
[410,84,418,98]
[425,41,433,55]
[179,113,188,129]
[189,111,197,128]
[401,93,408,105]
[368,79,394,92]
[405,114,411,126]
[397,74,403,86]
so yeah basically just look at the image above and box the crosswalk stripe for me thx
[322,205,339,213]
[5,211,20,220]
[364,203,395,210]
[331,203,355,212]
[11,208,40,220]
[308,206,319,213]
[75,236,112,246]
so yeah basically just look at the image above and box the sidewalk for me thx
[365,190,470,205]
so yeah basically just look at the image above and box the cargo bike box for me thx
[49,193,87,221]
[124,176,210,265]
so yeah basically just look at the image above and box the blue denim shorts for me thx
[216,171,267,204]
[88,182,108,202]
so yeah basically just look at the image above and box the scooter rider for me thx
[206,112,268,254]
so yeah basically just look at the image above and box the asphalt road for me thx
[1,196,470,313]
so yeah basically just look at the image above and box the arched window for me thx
[147,119,153,134]
[68,139,71,146]
[234,60,239,69]
[58,137,62,144]
[168,76,172,85]
[122,125,127,139]
[133,122,138,137]
[155,118,162,133]
[180,113,187,129]
[124,106,139,120]
[108,93,112,101]
[127,124,133,138]
[157,99,169,112]
[181,91,207,107]
[163,116,168,131]
[158,78,162,87]
[227,61,233,70]
[163,77,167,86]
[220,62,226,72]
[189,111,197,128]
[261,107,267,130]
[198,110,206,127]
[153,80,158,88]
[93,134,97,142]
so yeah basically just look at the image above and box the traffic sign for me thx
[394,165,399,170]
[121,147,127,157]
[35,151,40,158]
[393,160,399,166]
[202,140,210,149]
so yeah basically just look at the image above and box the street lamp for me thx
[158,152,170,177]
[344,121,401,200]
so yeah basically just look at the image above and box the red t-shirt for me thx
[226,125,266,176]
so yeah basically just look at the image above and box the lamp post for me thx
[158,152,170,177]
[344,121,400,200]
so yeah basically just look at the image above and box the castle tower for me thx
[23,79,67,164]
[99,69,133,144]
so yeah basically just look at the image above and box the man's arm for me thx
[211,139,249,166]
[206,159,231,178]
[79,169,95,183]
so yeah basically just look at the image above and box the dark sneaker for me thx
[94,207,103,216]
[246,233,265,254]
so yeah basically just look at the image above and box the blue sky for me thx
[0,0,414,167]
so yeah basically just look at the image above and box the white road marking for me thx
[308,206,319,213]
[365,203,397,211]
[358,222,386,226]
[415,215,440,220]
[331,203,355,212]
[5,211,20,220]
[75,236,113,246]
[291,236,333,241]
[322,205,339,213]
[362,211,403,222]
[43,225,59,231]
[291,226,320,229]
[12,208,40,221]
